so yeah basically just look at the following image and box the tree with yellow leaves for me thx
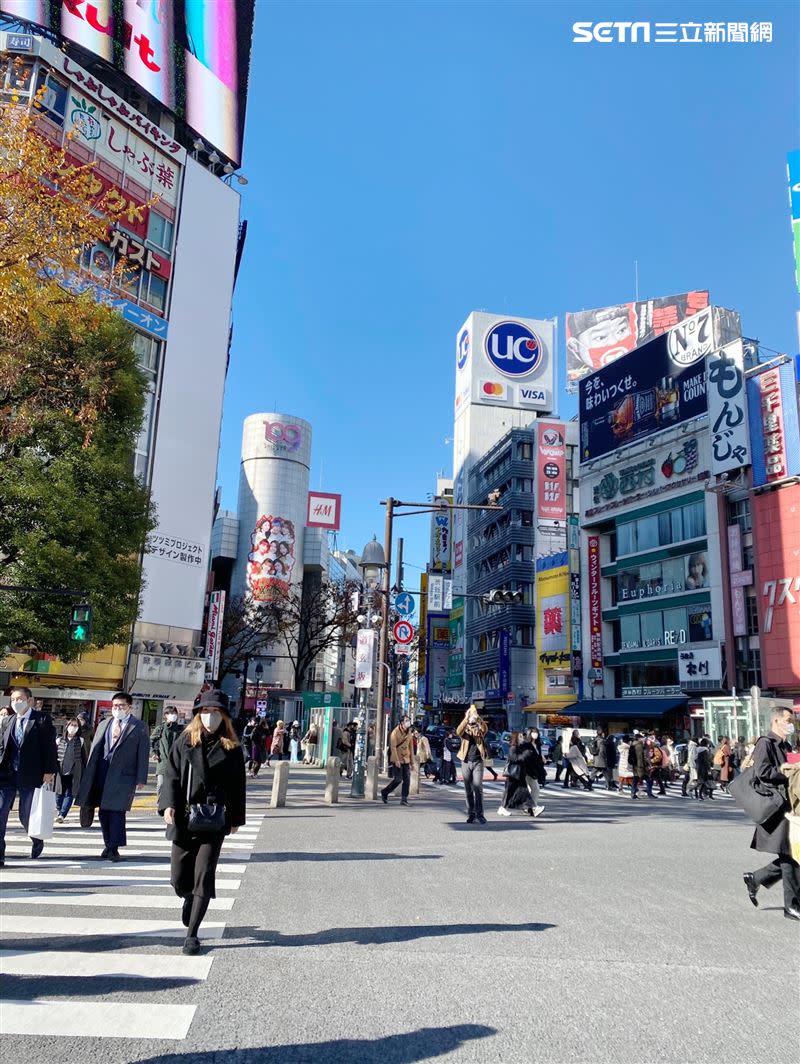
[0,86,155,659]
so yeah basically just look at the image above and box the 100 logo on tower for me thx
[484,320,543,378]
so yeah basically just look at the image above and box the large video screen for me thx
[0,0,254,165]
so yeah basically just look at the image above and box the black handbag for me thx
[505,760,524,782]
[186,762,226,834]
[728,766,786,825]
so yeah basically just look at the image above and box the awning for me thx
[567,697,688,719]
[523,700,578,713]
[129,681,203,702]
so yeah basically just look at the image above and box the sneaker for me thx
[400,799,409,806]
[497,806,511,817]
[56,815,64,824]
[476,815,487,824]
[182,936,201,956]
[533,805,545,818]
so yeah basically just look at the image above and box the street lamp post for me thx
[254,661,263,711]
[350,536,386,798]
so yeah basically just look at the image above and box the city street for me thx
[1,767,796,1064]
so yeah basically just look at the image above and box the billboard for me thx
[588,536,602,670]
[789,151,800,294]
[354,630,375,689]
[747,361,800,486]
[536,553,574,705]
[536,422,566,522]
[447,596,464,689]
[577,308,742,463]
[204,589,225,683]
[753,484,800,690]
[566,290,710,385]
[307,492,342,530]
[0,0,255,164]
[430,503,451,571]
[707,340,750,476]
[455,311,556,415]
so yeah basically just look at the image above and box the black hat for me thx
[192,689,230,715]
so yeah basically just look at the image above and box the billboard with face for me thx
[0,0,255,164]
[566,290,710,386]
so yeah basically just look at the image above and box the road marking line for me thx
[0,949,213,980]
[0,860,249,873]
[0,872,240,889]
[1,914,225,939]
[0,1000,197,1040]
[0,891,233,910]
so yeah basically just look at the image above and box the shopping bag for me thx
[787,814,800,864]
[29,784,57,840]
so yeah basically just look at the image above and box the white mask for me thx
[201,711,222,732]
[111,706,130,721]
[11,699,28,715]
[67,726,79,737]
[166,713,178,723]
[785,724,796,737]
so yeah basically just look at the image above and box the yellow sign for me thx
[536,562,576,707]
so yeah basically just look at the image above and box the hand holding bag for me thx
[186,761,226,834]
[505,760,524,782]
[29,783,57,840]
[728,766,786,825]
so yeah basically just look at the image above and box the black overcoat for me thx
[159,730,246,845]
[750,733,791,856]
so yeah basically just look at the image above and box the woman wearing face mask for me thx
[160,690,246,955]
[55,719,87,822]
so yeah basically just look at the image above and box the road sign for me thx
[394,591,414,617]
[393,619,414,644]
[394,643,412,656]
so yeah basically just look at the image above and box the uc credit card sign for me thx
[455,311,555,413]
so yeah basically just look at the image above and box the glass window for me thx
[683,500,706,540]
[521,510,533,527]
[688,607,713,642]
[663,607,687,643]
[1,58,34,95]
[617,521,636,555]
[620,614,641,649]
[144,273,167,310]
[35,68,67,124]
[640,612,663,647]
[670,508,684,542]
[658,512,672,544]
[147,212,174,252]
[637,515,659,551]
[662,557,684,590]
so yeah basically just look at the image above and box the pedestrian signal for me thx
[70,602,93,643]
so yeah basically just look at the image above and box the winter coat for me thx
[0,711,58,789]
[750,733,792,856]
[456,717,488,762]
[151,721,184,776]
[389,725,414,765]
[159,729,246,845]
[551,739,563,763]
[628,739,646,778]
[617,741,632,779]
[56,734,87,793]
[518,740,546,785]
[271,726,286,755]
[416,734,432,764]
[718,742,734,783]
[695,747,711,782]
[566,741,589,778]
[78,716,149,811]
[592,736,608,769]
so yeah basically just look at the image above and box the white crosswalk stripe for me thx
[0,801,265,1043]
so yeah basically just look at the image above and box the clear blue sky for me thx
[218,0,799,589]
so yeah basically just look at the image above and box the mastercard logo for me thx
[482,381,506,397]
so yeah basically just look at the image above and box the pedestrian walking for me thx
[456,705,488,824]
[499,732,533,815]
[77,692,149,861]
[271,720,286,761]
[247,718,267,777]
[288,721,301,763]
[682,736,699,796]
[441,729,460,785]
[160,689,247,954]
[732,735,747,770]
[645,736,664,797]
[693,738,713,800]
[564,731,593,791]
[520,728,546,817]
[592,728,617,790]
[617,734,633,794]
[151,706,184,801]
[742,709,800,921]
[552,735,564,782]
[413,726,434,779]
[302,721,319,764]
[715,735,734,791]
[660,735,675,792]
[381,714,414,805]
[628,732,648,799]
[0,686,58,863]
[55,719,87,821]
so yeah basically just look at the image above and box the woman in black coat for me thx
[55,720,88,821]
[159,690,246,954]
[743,711,800,920]
[498,733,532,815]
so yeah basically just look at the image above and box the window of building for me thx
[617,499,706,557]
[746,593,759,637]
[620,614,641,649]
[683,500,705,539]
[133,333,160,379]
[147,211,175,252]
[1,58,34,96]
[620,661,680,695]
[143,272,167,311]
[520,510,533,527]
[728,496,752,533]
[34,68,68,124]
[517,477,533,493]
[518,441,532,461]
[616,553,703,602]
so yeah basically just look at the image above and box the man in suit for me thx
[78,691,149,861]
[0,686,58,864]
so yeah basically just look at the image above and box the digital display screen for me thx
[0,0,255,164]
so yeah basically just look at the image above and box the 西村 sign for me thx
[678,646,722,685]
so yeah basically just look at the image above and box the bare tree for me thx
[217,595,279,684]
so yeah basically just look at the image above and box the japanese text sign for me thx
[706,340,750,475]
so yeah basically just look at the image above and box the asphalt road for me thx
[1,767,798,1064]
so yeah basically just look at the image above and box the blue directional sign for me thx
[394,591,414,617]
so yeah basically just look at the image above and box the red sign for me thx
[306,492,342,530]
[536,422,567,522]
[753,485,800,691]
[393,620,414,645]
[588,535,603,670]
[755,369,788,482]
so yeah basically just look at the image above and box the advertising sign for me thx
[566,290,710,385]
[570,572,581,652]
[536,422,567,522]
[753,484,800,690]
[427,574,444,612]
[203,589,225,683]
[354,629,375,689]
[579,326,709,464]
[0,0,255,163]
[706,340,750,475]
[789,151,800,293]
[447,596,465,689]
[588,536,603,670]
[727,523,753,638]
[747,361,800,486]
[678,646,722,685]
[430,505,451,571]
[499,630,510,697]
[536,553,574,705]
[306,492,342,530]
[455,311,555,414]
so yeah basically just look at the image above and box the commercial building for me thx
[0,9,254,726]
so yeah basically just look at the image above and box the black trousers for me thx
[171,833,225,899]
[752,855,800,911]
[382,763,410,800]
[99,809,127,849]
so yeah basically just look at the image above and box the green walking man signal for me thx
[70,602,93,643]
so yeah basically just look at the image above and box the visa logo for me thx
[519,388,545,403]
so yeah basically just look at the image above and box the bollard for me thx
[366,755,379,800]
[270,760,290,808]
[410,763,420,796]
[324,757,341,804]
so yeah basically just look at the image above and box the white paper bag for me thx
[29,785,57,840]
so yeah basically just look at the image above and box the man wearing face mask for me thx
[0,686,58,863]
[456,705,488,824]
[381,714,414,806]
[78,692,149,861]
[160,689,246,955]
[742,709,800,920]
[151,706,184,802]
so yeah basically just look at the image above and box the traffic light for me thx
[485,589,524,605]
[69,602,93,643]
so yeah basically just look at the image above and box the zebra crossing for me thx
[0,796,270,1043]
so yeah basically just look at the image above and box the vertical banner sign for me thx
[788,151,800,294]
[204,590,226,682]
[727,524,752,638]
[707,340,750,475]
[570,573,582,651]
[354,630,375,689]
[588,536,603,670]
[499,630,510,697]
[443,578,453,611]
[536,422,567,521]
[430,506,451,571]
[427,574,444,612]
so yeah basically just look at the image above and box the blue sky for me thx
[218,0,799,588]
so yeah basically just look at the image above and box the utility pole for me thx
[374,497,394,773]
